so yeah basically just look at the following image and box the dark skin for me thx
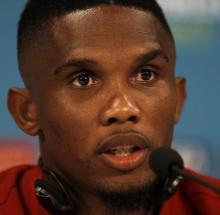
[8,5,186,215]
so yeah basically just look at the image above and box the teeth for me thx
[108,146,136,156]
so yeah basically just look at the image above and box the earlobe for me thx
[7,88,39,136]
[174,77,187,124]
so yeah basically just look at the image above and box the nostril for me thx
[107,116,138,125]
[128,115,138,122]
[108,117,118,125]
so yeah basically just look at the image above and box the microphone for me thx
[149,147,220,194]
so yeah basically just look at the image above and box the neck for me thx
[77,194,153,215]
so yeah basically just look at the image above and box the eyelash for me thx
[132,67,158,83]
[69,71,97,87]
[68,66,158,88]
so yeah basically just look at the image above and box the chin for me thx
[95,172,162,213]
[97,170,156,193]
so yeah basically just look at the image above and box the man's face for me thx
[21,6,184,200]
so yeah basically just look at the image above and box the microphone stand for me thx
[172,166,220,194]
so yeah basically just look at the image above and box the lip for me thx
[96,132,150,154]
[97,132,150,171]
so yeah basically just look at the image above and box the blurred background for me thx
[0,0,220,176]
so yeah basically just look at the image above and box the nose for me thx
[100,93,141,126]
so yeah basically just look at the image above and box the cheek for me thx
[37,95,97,158]
[141,87,176,116]
[141,89,177,145]
[153,94,176,122]
[37,96,102,190]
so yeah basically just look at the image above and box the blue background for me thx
[1,1,220,176]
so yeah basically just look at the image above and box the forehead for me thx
[21,5,175,87]
[50,5,174,55]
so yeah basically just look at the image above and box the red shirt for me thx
[0,165,220,215]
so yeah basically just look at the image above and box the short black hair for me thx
[18,0,174,68]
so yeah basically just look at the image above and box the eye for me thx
[71,72,97,87]
[135,69,156,82]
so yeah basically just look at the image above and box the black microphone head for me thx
[149,147,184,178]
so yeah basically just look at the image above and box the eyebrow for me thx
[54,49,169,75]
[134,49,169,64]
[54,59,98,75]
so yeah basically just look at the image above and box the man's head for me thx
[8,0,186,214]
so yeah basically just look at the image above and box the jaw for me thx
[76,172,161,215]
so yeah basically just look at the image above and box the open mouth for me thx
[98,132,150,171]
[105,145,141,156]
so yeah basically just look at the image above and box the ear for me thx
[7,88,39,136]
[174,77,187,123]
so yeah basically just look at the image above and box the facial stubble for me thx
[96,176,163,214]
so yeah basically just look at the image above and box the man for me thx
[1,0,220,214]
